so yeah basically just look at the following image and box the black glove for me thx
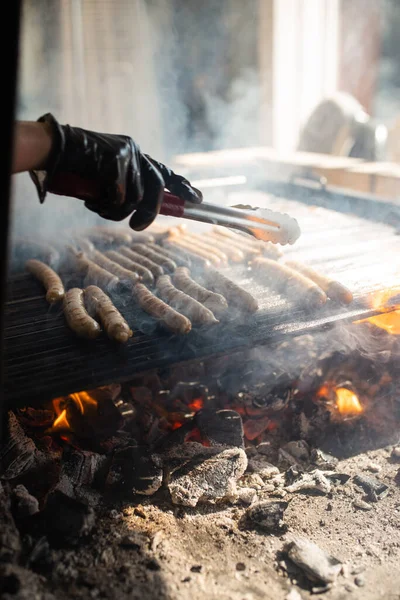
[30,113,202,230]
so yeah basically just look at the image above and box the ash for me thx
[2,324,400,599]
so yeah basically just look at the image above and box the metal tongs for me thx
[159,191,301,246]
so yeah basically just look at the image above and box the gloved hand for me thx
[30,113,202,230]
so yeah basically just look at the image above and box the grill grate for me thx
[4,191,400,407]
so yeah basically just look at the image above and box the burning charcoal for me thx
[245,500,288,533]
[285,469,332,495]
[310,448,339,470]
[11,485,39,518]
[353,474,389,502]
[169,381,210,405]
[0,483,21,563]
[55,447,108,506]
[0,412,40,479]
[195,409,244,448]
[51,394,124,443]
[165,442,247,507]
[106,446,163,496]
[43,490,96,542]
[284,538,342,584]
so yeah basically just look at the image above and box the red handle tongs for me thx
[159,191,301,245]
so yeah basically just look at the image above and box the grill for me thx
[4,183,400,407]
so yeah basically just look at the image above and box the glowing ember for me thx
[356,286,400,334]
[188,398,204,412]
[335,387,363,416]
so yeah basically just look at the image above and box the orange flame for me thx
[316,382,364,420]
[335,387,363,416]
[51,409,70,432]
[356,286,400,334]
[50,390,98,433]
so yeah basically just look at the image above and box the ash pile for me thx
[1,321,400,596]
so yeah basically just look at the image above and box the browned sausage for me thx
[172,267,228,317]
[85,285,133,343]
[166,234,222,266]
[285,260,353,305]
[181,230,244,263]
[26,259,64,303]
[156,275,218,325]
[163,242,211,269]
[92,227,155,245]
[148,243,191,268]
[63,288,101,339]
[118,247,164,278]
[75,253,119,289]
[211,227,282,259]
[252,257,327,308]
[203,269,259,313]
[131,243,177,272]
[133,283,192,334]
[105,250,154,285]
[173,227,229,264]
[91,250,140,287]
[16,238,60,265]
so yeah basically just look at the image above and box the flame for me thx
[70,391,97,414]
[50,390,98,433]
[335,387,363,416]
[356,286,400,334]
[51,409,70,432]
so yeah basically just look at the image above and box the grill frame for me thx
[7,174,400,409]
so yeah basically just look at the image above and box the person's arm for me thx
[12,121,53,173]
[11,113,202,230]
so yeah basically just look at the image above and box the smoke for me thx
[11,0,262,246]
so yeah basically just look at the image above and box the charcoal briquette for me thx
[353,474,389,502]
[245,500,288,532]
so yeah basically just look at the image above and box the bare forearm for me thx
[12,121,53,173]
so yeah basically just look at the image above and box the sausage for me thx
[91,250,140,287]
[211,228,282,259]
[133,283,192,334]
[148,243,191,268]
[75,253,119,289]
[203,269,259,313]
[131,243,177,272]
[163,242,211,269]
[172,267,228,317]
[182,230,244,263]
[93,227,155,245]
[118,247,164,278]
[105,250,154,285]
[26,259,65,303]
[85,285,133,343]
[71,236,95,255]
[171,227,229,264]
[252,257,327,309]
[63,288,101,339]
[16,238,60,265]
[91,226,132,244]
[156,275,218,325]
[166,235,222,266]
[285,260,353,304]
